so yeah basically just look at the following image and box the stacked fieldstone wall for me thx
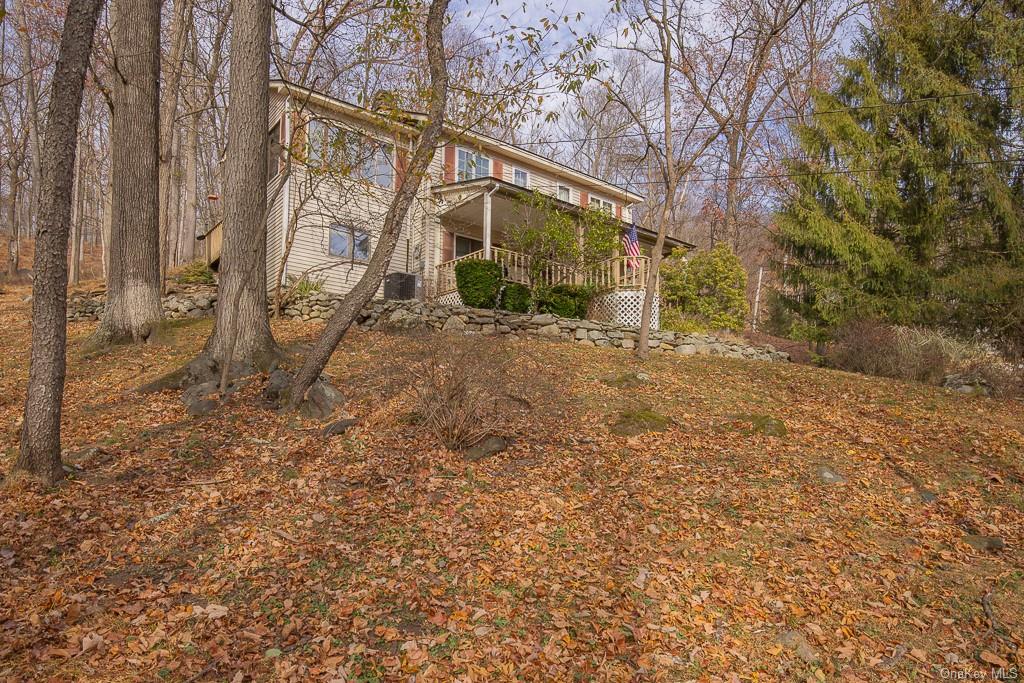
[67,290,790,362]
[67,285,218,322]
[356,300,791,362]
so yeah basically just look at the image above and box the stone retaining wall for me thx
[356,300,790,362]
[67,285,218,322]
[67,289,790,362]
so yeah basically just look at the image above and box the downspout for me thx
[279,95,292,287]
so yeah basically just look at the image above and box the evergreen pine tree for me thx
[775,0,1024,353]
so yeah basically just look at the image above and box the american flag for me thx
[622,223,641,270]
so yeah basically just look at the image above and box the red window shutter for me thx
[444,145,456,183]
[580,191,589,207]
[492,159,503,181]
[616,204,622,220]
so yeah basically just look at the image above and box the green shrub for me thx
[534,284,593,319]
[455,259,502,308]
[500,282,531,313]
[661,307,710,334]
[174,260,215,285]
[289,275,324,299]
[661,243,748,331]
[762,290,799,338]
[534,291,576,318]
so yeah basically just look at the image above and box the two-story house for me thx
[206,81,691,328]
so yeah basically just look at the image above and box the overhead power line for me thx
[511,84,1024,148]
[617,155,1024,187]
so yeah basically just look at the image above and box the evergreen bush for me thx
[661,244,748,331]
[455,259,502,308]
[500,282,531,313]
[535,284,593,319]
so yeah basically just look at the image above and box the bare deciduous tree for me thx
[94,0,163,344]
[286,0,451,407]
[15,0,104,485]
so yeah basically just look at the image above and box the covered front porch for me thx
[432,177,683,298]
[430,178,688,328]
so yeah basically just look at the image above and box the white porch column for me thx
[482,189,493,258]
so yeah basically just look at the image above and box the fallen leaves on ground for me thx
[0,285,1021,682]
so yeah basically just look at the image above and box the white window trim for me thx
[456,146,492,181]
[556,184,572,203]
[590,195,615,214]
[328,223,372,263]
[307,118,396,190]
[512,167,529,188]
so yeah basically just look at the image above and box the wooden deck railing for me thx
[435,249,655,297]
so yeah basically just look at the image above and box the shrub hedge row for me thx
[453,260,594,317]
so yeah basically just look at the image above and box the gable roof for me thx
[269,80,645,206]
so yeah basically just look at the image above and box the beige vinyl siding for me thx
[265,176,286,290]
[264,90,289,291]
[276,100,434,297]
[468,146,633,219]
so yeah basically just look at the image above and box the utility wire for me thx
[511,83,1024,147]
[615,155,1024,187]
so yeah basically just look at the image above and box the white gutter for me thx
[280,95,292,286]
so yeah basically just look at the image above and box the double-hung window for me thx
[457,148,491,181]
[351,134,394,188]
[592,197,615,214]
[557,185,571,203]
[513,168,529,188]
[307,120,394,189]
[329,224,371,261]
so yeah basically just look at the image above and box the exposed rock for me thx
[943,374,991,396]
[441,315,467,332]
[611,408,672,437]
[298,380,345,420]
[464,435,509,461]
[322,417,359,437]
[734,413,787,437]
[777,630,820,665]
[815,463,846,484]
[963,534,1005,552]
[181,381,219,407]
[537,323,561,337]
[531,313,556,326]
[187,398,219,417]
[262,369,294,404]
[602,371,651,389]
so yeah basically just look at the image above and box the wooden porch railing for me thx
[435,249,655,297]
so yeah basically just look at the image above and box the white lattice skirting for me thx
[436,291,463,307]
[435,289,657,330]
[589,291,660,330]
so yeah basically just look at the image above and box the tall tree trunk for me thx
[69,143,83,285]
[181,105,199,263]
[166,129,182,271]
[200,0,278,370]
[18,0,42,234]
[158,0,192,287]
[287,0,451,407]
[15,0,104,485]
[6,169,18,277]
[94,0,163,344]
[723,129,741,246]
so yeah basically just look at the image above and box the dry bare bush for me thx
[829,320,1022,396]
[396,331,548,450]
